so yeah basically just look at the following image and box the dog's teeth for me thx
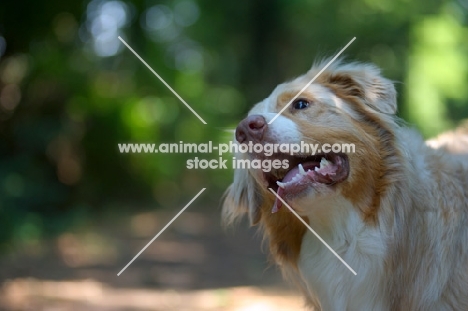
[298,164,306,175]
[319,157,330,169]
[314,166,320,172]
[277,181,285,188]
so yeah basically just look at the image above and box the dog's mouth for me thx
[264,153,349,213]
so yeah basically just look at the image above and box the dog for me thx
[222,59,468,310]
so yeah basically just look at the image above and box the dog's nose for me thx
[235,114,267,143]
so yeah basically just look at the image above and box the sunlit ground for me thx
[0,204,304,310]
[1,280,303,311]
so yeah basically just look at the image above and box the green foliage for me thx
[0,0,467,249]
[405,6,468,136]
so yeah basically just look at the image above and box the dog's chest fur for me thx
[286,199,389,310]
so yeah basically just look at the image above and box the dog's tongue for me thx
[272,187,284,213]
[271,166,300,213]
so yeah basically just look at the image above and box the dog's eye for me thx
[292,99,310,110]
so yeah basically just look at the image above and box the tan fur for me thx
[223,60,468,310]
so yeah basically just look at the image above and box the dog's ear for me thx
[317,62,397,115]
[222,165,262,226]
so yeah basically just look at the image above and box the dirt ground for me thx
[0,201,305,310]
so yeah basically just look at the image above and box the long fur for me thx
[223,59,468,310]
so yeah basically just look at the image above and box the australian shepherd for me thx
[223,60,468,310]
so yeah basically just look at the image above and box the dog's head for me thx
[223,60,399,234]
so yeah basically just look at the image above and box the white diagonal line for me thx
[268,188,357,275]
[117,188,206,276]
[268,37,356,124]
[118,36,207,125]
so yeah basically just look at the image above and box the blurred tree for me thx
[405,3,468,137]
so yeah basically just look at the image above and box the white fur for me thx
[299,199,388,310]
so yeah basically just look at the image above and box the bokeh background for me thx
[0,0,467,310]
